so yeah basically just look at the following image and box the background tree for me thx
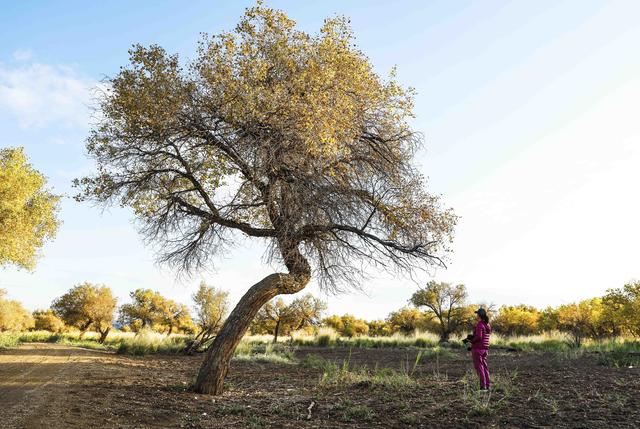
[252,298,294,342]
[387,307,431,335]
[52,283,117,342]
[556,299,608,347]
[33,309,66,333]
[410,281,471,342]
[157,294,196,335]
[537,306,559,332]
[190,282,230,350]
[0,289,34,331]
[75,4,455,394]
[118,289,165,331]
[0,147,60,270]
[253,294,326,342]
[367,319,393,337]
[323,314,369,337]
[492,305,541,337]
[602,281,640,337]
[119,289,194,335]
[287,294,326,333]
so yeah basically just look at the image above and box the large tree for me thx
[0,147,60,270]
[75,5,455,394]
[52,283,117,342]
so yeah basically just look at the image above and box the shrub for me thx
[33,310,66,333]
[116,329,188,355]
[0,290,34,332]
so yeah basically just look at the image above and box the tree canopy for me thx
[492,305,541,337]
[32,309,66,333]
[387,307,432,335]
[119,288,195,334]
[192,282,230,339]
[602,281,640,337]
[74,5,455,292]
[51,283,117,342]
[0,147,60,270]
[323,313,369,337]
[0,289,34,332]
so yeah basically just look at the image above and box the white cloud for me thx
[0,61,95,129]
[12,49,34,61]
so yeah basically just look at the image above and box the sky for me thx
[1,0,639,320]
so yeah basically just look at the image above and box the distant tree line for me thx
[1,280,639,349]
[0,281,230,346]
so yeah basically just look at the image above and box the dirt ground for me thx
[1,343,638,428]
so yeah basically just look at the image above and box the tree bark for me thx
[193,270,309,395]
[79,320,92,339]
[273,319,281,343]
[98,327,110,343]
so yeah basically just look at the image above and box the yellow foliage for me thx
[493,305,541,337]
[0,148,60,270]
[0,289,34,331]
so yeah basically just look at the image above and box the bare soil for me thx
[1,343,638,428]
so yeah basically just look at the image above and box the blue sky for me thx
[1,0,639,319]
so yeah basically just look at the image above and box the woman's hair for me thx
[476,308,490,324]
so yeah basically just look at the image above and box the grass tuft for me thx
[232,342,297,364]
[315,352,419,391]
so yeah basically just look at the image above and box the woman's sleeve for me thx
[470,324,484,344]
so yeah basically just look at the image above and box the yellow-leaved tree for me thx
[51,283,117,343]
[0,147,60,270]
[75,4,455,394]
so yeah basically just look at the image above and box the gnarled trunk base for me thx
[193,272,308,395]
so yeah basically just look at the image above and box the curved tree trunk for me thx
[194,271,309,395]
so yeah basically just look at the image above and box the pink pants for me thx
[472,349,490,389]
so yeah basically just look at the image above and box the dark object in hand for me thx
[462,333,474,344]
[462,333,474,351]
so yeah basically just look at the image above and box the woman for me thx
[470,307,491,391]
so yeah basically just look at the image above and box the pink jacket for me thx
[471,320,491,350]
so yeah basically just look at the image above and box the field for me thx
[2,339,639,428]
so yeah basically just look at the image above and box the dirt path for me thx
[2,343,639,428]
[0,344,116,428]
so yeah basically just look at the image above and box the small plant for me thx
[598,350,640,368]
[341,404,374,422]
[399,414,419,425]
[246,414,266,429]
[215,404,247,416]
[300,353,334,370]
